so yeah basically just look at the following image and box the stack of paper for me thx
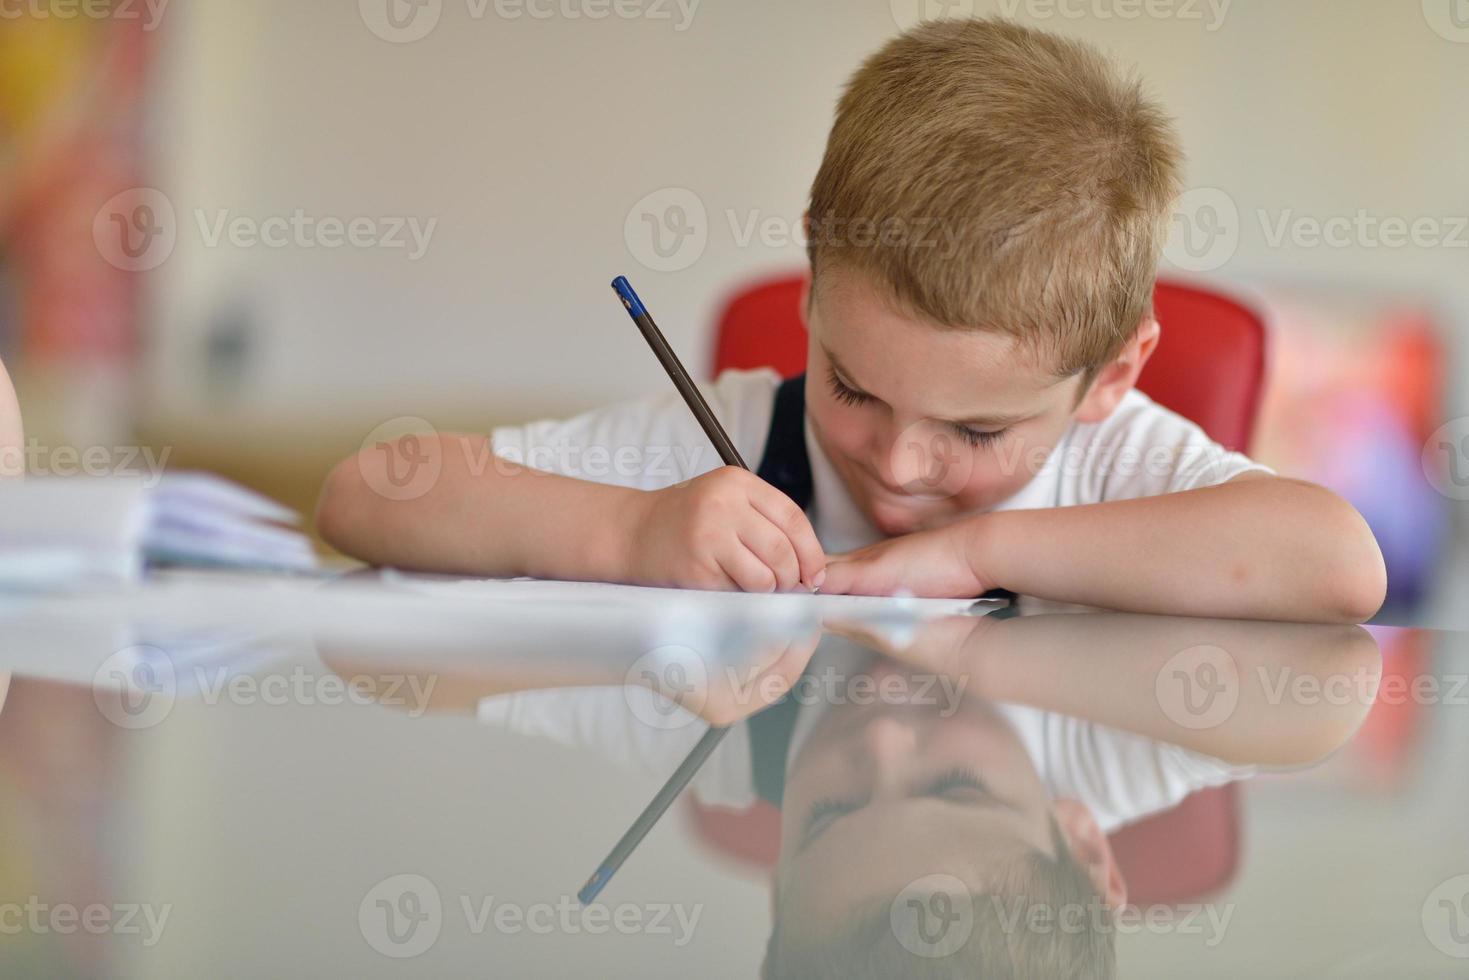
[0,473,318,590]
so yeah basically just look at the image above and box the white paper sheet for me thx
[388,574,1003,620]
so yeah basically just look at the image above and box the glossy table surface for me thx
[0,569,1464,978]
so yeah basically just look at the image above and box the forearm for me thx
[962,613,1380,765]
[316,432,641,579]
[978,476,1386,623]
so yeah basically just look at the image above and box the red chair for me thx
[691,272,1268,906]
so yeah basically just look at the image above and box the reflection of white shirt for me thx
[483,368,1269,827]
[477,667,1253,833]
[490,367,1274,557]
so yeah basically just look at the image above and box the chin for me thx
[865,499,929,536]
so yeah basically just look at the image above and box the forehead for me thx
[810,268,1071,412]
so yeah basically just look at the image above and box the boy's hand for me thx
[624,466,826,592]
[821,519,995,598]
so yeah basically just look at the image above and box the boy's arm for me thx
[824,472,1387,624]
[316,432,644,579]
[979,472,1385,622]
[828,611,1381,766]
[316,432,825,589]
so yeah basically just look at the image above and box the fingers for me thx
[737,517,802,592]
[716,542,780,593]
[818,556,891,596]
[749,484,827,589]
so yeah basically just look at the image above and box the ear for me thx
[1052,798,1128,911]
[1072,317,1161,425]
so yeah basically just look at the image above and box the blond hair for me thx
[807,18,1182,382]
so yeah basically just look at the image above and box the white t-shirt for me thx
[481,368,1268,825]
[475,669,1251,833]
[489,367,1273,556]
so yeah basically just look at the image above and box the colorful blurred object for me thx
[0,3,156,441]
[1252,297,1448,614]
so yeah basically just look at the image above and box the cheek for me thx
[947,431,1058,506]
[809,396,872,456]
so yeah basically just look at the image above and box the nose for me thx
[869,416,919,494]
[862,714,919,796]
[886,419,955,493]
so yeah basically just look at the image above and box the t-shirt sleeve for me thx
[1008,705,1254,833]
[476,687,758,808]
[489,368,780,492]
[1069,390,1276,503]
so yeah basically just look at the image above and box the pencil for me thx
[577,275,747,906]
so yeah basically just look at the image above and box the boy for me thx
[318,18,1385,624]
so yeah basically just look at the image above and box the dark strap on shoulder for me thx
[754,374,813,511]
[746,373,811,807]
[741,371,1013,806]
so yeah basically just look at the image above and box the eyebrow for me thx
[796,788,1013,855]
[822,344,1041,430]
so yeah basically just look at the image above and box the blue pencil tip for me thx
[610,276,647,319]
[578,866,613,906]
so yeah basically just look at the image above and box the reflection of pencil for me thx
[577,725,727,906]
[577,275,749,906]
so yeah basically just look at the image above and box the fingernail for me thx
[813,570,826,588]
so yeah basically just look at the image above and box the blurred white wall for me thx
[143,0,1469,436]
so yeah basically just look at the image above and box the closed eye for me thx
[826,366,873,408]
[827,365,1009,449]
[949,423,1007,448]
[797,768,998,852]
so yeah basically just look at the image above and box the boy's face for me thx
[777,663,1057,915]
[803,266,1092,536]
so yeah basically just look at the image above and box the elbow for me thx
[1332,548,1387,624]
[1324,499,1388,624]
[315,456,367,557]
